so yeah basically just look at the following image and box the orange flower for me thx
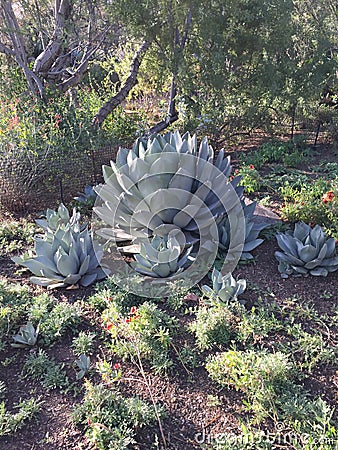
[322,191,335,204]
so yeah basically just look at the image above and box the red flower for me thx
[113,362,121,370]
[130,306,138,315]
[106,322,114,331]
[249,164,255,170]
[87,417,92,426]
[125,317,132,323]
[322,191,335,204]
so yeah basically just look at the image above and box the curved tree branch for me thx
[92,40,151,128]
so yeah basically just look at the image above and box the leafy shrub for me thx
[189,305,237,350]
[22,349,69,391]
[280,177,338,239]
[206,349,292,422]
[0,397,42,436]
[235,164,262,194]
[72,380,160,450]
[240,137,311,169]
[27,294,81,346]
[0,218,35,255]
[104,302,177,374]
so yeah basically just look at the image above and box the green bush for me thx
[72,380,160,450]
[280,177,338,239]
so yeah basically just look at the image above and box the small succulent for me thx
[132,231,195,278]
[218,201,266,260]
[12,322,39,348]
[74,185,98,204]
[12,225,107,288]
[75,354,91,380]
[202,268,246,304]
[275,222,338,278]
[35,203,83,232]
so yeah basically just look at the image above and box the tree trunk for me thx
[92,41,150,128]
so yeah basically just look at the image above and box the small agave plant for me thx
[218,201,267,260]
[12,205,107,288]
[35,203,83,232]
[275,222,338,278]
[202,268,247,304]
[133,231,194,278]
[74,185,98,204]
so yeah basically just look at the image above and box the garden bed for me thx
[0,138,337,450]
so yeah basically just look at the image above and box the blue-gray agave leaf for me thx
[132,232,195,278]
[12,225,108,289]
[218,201,267,260]
[94,131,236,246]
[275,222,338,278]
[202,268,246,304]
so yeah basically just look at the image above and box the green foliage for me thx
[72,380,159,450]
[27,294,81,346]
[189,305,237,350]
[22,349,69,391]
[0,281,31,343]
[206,349,293,422]
[280,177,338,239]
[104,302,177,374]
[240,139,312,169]
[0,397,42,436]
[0,218,35,255]
[275,222,338,277]
[236,165,262,194]
[72,331,96,356]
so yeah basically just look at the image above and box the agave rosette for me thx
[275,222,338,277]
[218,201,267,260]
[35,203,83,232]
[202,268,246,304]
[13,219,107,288]
[94,131,242,246]
[132,231,195,278]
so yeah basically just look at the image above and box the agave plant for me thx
[202,268,246,304]
[74,185,98,204]
[94,131,244,248]
[218,201,267,260]
[132,231,194,278]
[35,203,83,232]
[12,224,107,288]
[275,222,338,278]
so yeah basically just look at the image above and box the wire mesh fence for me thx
[0,144,119,214]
